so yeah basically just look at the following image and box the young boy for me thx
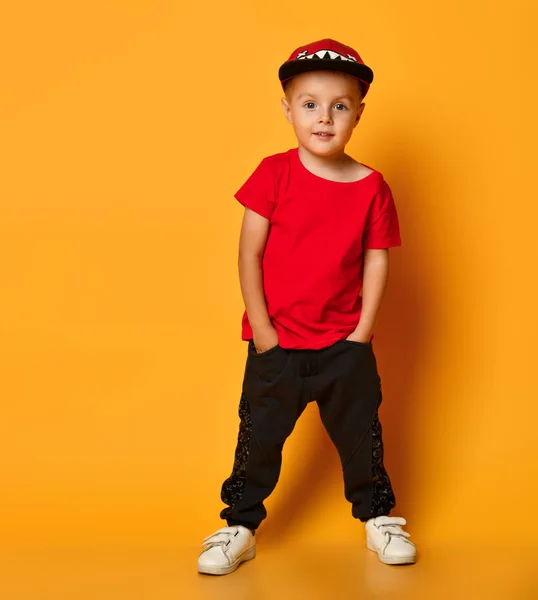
[198,38,417,575]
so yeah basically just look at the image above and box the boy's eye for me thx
[302,102,348,110]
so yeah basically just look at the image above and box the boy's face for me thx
[281,70,365,158]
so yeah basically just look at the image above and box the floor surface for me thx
[0,539,535,600]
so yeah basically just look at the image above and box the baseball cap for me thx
[278,38,374,97]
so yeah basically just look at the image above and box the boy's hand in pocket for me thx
[252,325,280,353]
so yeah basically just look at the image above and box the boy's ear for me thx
[353,102,366,128]
[281,97,293,124]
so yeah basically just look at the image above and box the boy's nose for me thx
[318,113,333,124]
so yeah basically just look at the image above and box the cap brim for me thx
[279,59,373,93]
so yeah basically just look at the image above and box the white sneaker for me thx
[365,516,417,565]
[197,526,256,575]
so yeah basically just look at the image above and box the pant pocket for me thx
[341,339,372,348]
[247,344,289,384]
[249,341,282,357]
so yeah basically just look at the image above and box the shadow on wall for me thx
[259,128,437,541]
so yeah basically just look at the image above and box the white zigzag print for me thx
[296,49,358,62]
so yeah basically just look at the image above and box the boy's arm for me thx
[238,207,279,352]
[347,248,390,343]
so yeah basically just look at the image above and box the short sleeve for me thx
[234,157,276,221]
[363,179,402,249]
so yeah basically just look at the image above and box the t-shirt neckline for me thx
[292,147,378,185]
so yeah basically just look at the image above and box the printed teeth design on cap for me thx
[296,49,358,62]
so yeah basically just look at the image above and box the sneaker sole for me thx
[198,546,256,576]
[366,538,416,565]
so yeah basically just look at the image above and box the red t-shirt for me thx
[234,147,401,350]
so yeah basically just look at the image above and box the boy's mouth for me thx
[314,132,334,138]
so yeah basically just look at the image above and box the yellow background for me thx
[1,0,537,594]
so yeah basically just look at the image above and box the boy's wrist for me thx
[347,324,372,342]
[250,318,274,334]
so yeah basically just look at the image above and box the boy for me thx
[198,38,417,575]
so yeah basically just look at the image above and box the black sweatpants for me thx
[219,338,396,530]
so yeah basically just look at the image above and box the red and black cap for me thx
[278,38,374,97]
